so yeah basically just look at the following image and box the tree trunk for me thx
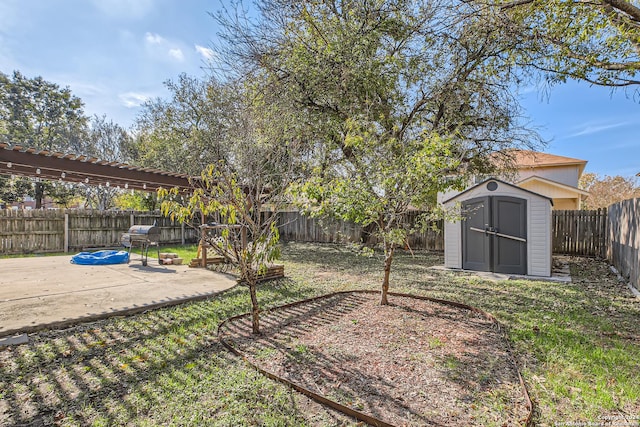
[381,243,394,305]
[249,281,261,334]
[35,182,44,209]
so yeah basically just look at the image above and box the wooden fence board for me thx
[0,209,199,254]
[275,210,443,250]
[551,209,607,257]
[607,199,639,290]
[0,209,65,253]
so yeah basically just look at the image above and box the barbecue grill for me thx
[120,223,161,266]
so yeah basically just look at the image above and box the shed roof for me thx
[442,177,553,205]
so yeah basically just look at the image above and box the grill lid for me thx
[121,224,161,246]
[127,225,160,236]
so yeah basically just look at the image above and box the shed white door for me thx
[462,196,527,275]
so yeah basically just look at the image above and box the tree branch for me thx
[602,0,640,22]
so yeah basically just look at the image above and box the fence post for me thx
[602,207,608,259]
[64,212,69,253]
[181,222,185,245]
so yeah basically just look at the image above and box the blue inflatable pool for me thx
[70,250,129,265]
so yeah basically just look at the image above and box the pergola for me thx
[0,143,193,192]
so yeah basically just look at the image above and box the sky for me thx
[1,0,639,178]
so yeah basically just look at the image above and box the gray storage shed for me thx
[442,178,553,277]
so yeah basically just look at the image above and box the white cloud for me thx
[168,48,184,62]
[118,92,150,108]
[195,44,216,61]
[144,33,185,62]
[145,32,165,45]
[569,121,630,138]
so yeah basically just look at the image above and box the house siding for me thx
[517,180,581,210]
[516,165,581,188]
[518,179,581,199]
[552,198,579,210]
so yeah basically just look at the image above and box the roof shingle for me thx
[509,150,587,167]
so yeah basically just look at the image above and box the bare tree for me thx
[160,81,300,334]
[580,172,640,208]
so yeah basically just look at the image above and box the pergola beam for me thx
[0,143,194,192]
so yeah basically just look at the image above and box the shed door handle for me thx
[470,226,526,243]
[495,231,527,243]
[470,226,493,235]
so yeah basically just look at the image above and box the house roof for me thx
[509,150,587,173]
[517,175,590,196]
[442,177,553,205]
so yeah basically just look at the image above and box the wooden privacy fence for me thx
[0,209,199,254]
[607,199,639,291]
[276,211,362,244]
[275,210,445,251]
[0,209,63,254]
[551,209,607,257]
[0,209,446,254]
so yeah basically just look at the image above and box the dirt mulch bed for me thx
[220,291,531,426]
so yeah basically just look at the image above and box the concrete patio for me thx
[0,255,236,340]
